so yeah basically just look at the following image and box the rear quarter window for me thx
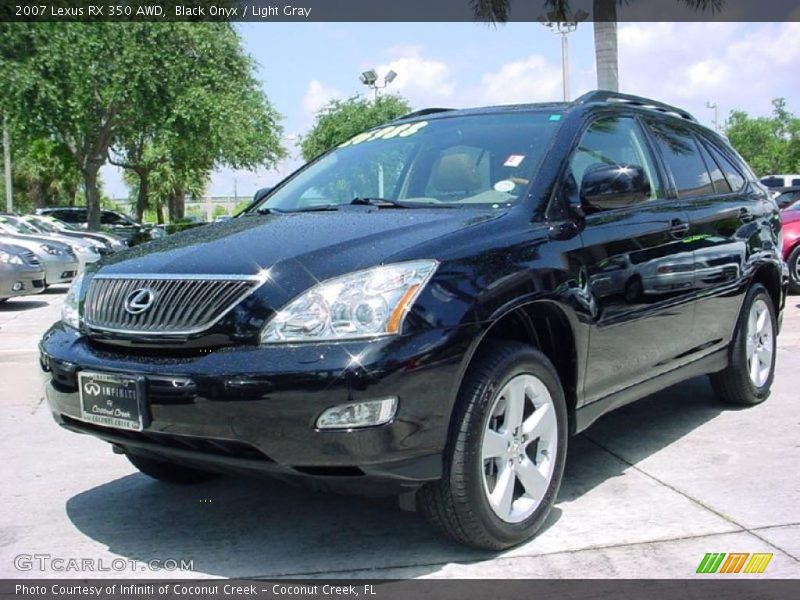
[644,120,713,198]
[702,140,746,192]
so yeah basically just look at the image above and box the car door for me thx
[645,120,758,354]
[566,114,696,404]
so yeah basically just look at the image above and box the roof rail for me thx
[575,91,697,123]
[394,107,454,121]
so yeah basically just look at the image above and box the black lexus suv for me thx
[40,92,787,550]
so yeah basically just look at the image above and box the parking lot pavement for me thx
[1,290,798,579]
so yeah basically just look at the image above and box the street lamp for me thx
[539,9,589,102]
[359,69,397,100]
[706,101,719,131]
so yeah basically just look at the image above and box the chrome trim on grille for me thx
[83,272,267,335]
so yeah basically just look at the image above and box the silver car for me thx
[0,243,46,301]
[0,233,78,285]
[0,215,101,272]
[22,214,128,253]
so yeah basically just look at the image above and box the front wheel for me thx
[709,283,777,405]
[419,341,568,550]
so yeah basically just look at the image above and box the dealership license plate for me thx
[78,371,146,431]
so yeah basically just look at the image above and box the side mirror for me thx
[580,164,650,210]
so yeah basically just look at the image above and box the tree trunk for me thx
[593,0,619,92]
[173,186,185,220]
[156,201,164,225]
[31,178,45,209]
[83,166,102,230]
[135,170,149,222]
[66,182,77,206]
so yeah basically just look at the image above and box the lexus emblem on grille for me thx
[124,288,156,315]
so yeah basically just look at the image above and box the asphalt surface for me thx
[1,287,798,579]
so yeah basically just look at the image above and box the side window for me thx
[704,142,746,192]
[644,120,714,198]
[54,211,83,224]
[567,116,660,208]
[697,141,731,194]
[100,212,126,225]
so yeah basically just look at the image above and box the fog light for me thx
[12,282,23,291]
[316,397,398,430]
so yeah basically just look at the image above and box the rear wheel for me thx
[126,453,219,484]
[788,246,800,294]
[419,341,567,550]
[710,283,776,405]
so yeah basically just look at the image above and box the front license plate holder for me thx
[78,371,147,432]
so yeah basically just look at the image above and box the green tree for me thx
[300,95,412,161]
[0,23,284,229]
[472,0,721,92]
[725,99,800,176]
[109,24,285,222]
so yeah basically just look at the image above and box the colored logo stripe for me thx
[697,553,773,574]
[744,553,773,573]
[697,553,726,573]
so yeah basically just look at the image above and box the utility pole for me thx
[539,11,588,102]
[3,115,12,213]
[706,101,719,132]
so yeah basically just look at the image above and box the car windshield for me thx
[27,217,58,233]
[786,200,800,212]
[0,215,38,235]
[254,112,563,212]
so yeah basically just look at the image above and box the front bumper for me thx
[40,254,79,284]
[0,268,46,299]
[40,323,473,493]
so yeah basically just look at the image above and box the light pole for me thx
[539,10,589,102]
[359,69,398,100]
[706,101,719,131]
[2,115,12,212]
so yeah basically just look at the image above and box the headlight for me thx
[0,250,23,265]
[61,272,85,329]
[40,243,63,256]
[261,260,438,343]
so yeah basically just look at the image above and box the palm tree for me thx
[472,0,722,92]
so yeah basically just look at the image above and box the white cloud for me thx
[480,55,562,105]
[617,22,800,128]
[375,46,455,101]
[301,80,343,116]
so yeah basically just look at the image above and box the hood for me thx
[0,233,72,251]
[96,208,504,281]
[781,209,800,225]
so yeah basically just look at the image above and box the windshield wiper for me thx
[350,197,411,208]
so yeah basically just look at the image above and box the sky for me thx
[101,21,800,200]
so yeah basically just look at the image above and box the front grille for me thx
[84,275,263,334]
[21,250,40,267]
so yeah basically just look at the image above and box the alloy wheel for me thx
[480,374,558,523]
[745,297,774,388]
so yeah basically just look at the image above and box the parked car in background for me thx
[22,214,127,253]
[0,243,45,303]
[35,207,165,245]
[774,187,800,211]
[781,204,800,293]
[0,215,101,271]
[761,174,800,189]
[40,92,786,550]
[0,231,77,286]
[214,215,232,223]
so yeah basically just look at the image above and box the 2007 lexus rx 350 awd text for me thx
[40,92,787,549]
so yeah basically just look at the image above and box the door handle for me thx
[739,207,755,222]
[669,219,690,237]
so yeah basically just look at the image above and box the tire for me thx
[709,283,777,405]
[126,453,219,484]
[418,341,568,550]
[788,246,800,295]
[624,276,643,303]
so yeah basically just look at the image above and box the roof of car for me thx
[393,91,698,125]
